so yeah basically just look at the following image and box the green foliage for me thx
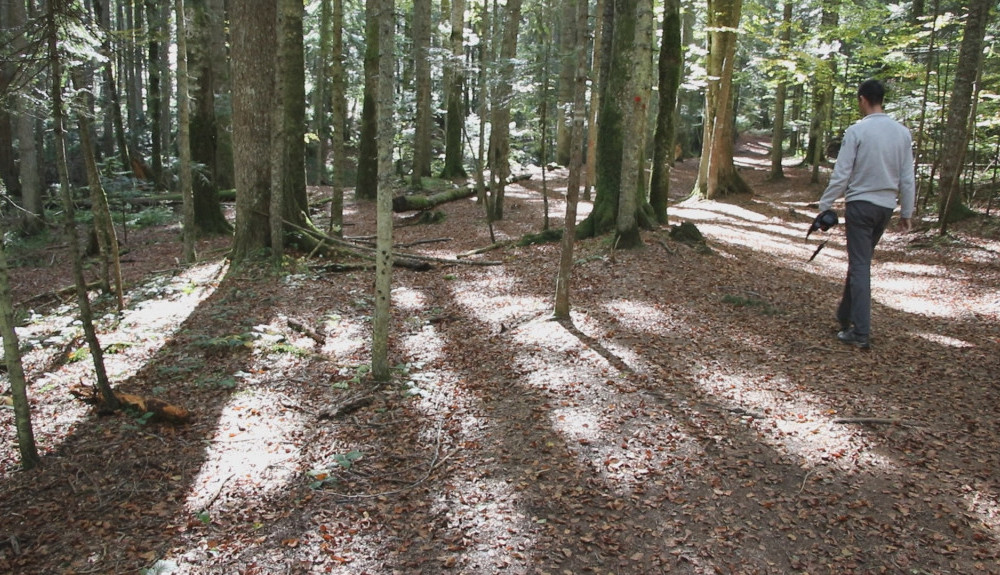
[128,206,175,229]
[722,293,781,316]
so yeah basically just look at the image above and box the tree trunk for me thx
[584,0,605,201]
[189,0,232,235]
[278,0,308,226]
[356,0,381,199]
[440,0,467,178]
[554,0,578,166]
[73,70,125,310]
[230,0,276,262]
[555,0,589,319]
[314,0,331,186]
[938,0,992,229]
[486,0,523,222]
[47,5,117,412]
[649,0,682,223]
[578,0,655,239]
[393,186,476,212]
[373,0,396,382]
[411,0,433,184]
[10,0,45,235]
[146,0,165,189]
[768,0,793,181]
[176,0,197,263]
[696,0,750,199]
[0,213,40,470]
[329,0,347,235]
[806,0,839,185]
[616,0,654,249]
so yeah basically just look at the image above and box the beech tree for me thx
[577,0,656,241]
[694,0,751,199]
[937,0,994,229]
[649,0,682,223]
[440,0,467,179]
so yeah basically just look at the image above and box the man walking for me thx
[818,79,915,349]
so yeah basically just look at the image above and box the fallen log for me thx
[392,173,532,212]
[70,382,191,424]
[393,187,475,212]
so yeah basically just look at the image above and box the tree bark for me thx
[440,0,467,178]
[278,0,308,226]
[373,0,396,382]
[555,0,589,319]
[554,0,578,166]
[696,0,751,199]
[411,0,433,184]
[486,0,523,222]
[329,0,347,235]
[189,0,232,235]
[47,4,118,412]
[0,214,40,470]
[938,0,992,228]
[649,0,682,223]
[768,1,793,181]
[10,0,45,235]
[230,0,276,262]
[356,0,381,199]
[616,0,654,249]
[176,0,197,263]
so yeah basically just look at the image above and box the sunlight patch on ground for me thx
[322,317,367,358]
[392,285,427,311]
[450,271,549,326]
[964,487,1000,538]
[601,299,673,331]
[185,388,306,514]
[909,331,975,348]
[694,370,894,474]
[509,315,702,493]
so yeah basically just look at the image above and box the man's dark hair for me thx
[858,79,885,106]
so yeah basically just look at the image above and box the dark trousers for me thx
[837,201,893,337]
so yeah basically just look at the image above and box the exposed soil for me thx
[2,138,1000,574]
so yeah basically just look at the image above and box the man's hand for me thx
[898,217,912,233]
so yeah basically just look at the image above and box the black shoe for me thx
[837,328,870,349]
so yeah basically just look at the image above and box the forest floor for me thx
[2,137,1000,575]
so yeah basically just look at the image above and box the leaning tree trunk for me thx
[0,209,41,470]
[372,0,396,382]
[73,69,125,310]
[47,6,118,412]
[649,0,682,223]
[938,0,992,229]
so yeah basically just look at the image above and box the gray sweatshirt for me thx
[818,113,915,218]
